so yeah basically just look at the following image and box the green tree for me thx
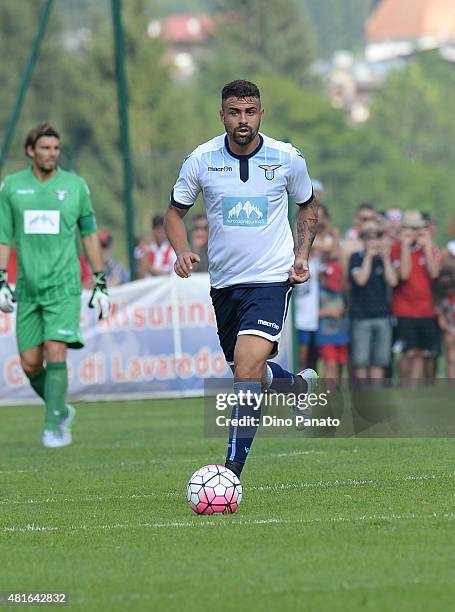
[0,0,69,172]
[49,1,195,251]
[302,0,375,58]
[369,52,455,166]
[200,0,316,86]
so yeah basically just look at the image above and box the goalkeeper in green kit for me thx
[0,123,110,447]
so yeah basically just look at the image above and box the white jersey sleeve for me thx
[171,154,201,208]
[287,147,313,205]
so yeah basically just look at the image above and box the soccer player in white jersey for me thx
[165,80,318,478]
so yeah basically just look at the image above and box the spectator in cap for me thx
[98,230,130,287]
[348,221,397,383]
[390,210,440,384]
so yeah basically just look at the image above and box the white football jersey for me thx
[171,133,313,288]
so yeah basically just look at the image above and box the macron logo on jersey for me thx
[24,210,60,234]
[208,165,232,172]
[257,319,279,330]
[222,196,268,227]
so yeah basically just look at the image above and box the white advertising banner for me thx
[0,275,294,404]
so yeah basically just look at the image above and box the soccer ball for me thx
[187,464,242,515]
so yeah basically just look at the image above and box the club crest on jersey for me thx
[258,164,281,180]
[55,189,68,201]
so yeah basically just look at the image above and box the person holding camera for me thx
[390,210,439,383]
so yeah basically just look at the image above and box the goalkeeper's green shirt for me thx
[0,167,97,301]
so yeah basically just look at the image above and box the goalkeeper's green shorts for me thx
[16,295,84,352]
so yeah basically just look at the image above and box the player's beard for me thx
[36,160,57,175]
[230,125,258,148]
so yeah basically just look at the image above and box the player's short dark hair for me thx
[24,122,60,155]
[152,214,164,229]
[221,80,261,105]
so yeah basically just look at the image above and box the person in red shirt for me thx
[136,215,176,278]
[391,210,439,382]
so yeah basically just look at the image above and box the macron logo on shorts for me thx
[258,319,279,330]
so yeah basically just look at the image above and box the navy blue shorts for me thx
[210,282,293,365]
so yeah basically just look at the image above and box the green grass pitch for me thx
[1,398,454,611]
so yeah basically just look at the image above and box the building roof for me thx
[366,0,455,42]
[151,13,217,44]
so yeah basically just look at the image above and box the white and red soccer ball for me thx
[187,464,242,515]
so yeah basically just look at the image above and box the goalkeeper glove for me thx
[0,269,14,313]
[88,272,111,319]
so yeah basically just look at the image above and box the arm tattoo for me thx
[296,200,318,258]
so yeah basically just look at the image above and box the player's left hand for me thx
[88,272,111,319]
[288,258,310,284]
[0,270,15,313]
[174,251,200,278]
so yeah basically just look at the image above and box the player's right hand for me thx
[174,251,200,278]
[289,257,310,284]
[0,269,14,313]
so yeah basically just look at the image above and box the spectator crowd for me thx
[295,185,455,383]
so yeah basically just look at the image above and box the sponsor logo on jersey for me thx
[258,164,282,180]
[55,189,68,201]
[221,196,268,227]
[24,210,60,234]
[208,165,232,172]
[16,189,35,194]
[257,319,279,330]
